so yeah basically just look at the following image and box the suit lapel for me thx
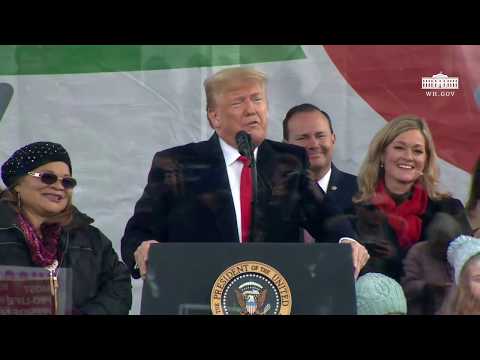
[256,140,275,193]
[196,134,239,243]
[248,140,277,242]
[327,164,340,194]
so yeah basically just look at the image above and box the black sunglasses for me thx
[27,171,77,189]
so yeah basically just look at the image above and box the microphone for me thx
[235,131,253,160]
[235,130,258,242]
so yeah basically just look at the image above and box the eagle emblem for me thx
[210,261,292,315]
[235,281,270,315]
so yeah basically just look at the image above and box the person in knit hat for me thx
[1,142,73,189]
[440,235,480,315]
[401,212,460,315]
[356,272,407,315]
[0,141,132,314]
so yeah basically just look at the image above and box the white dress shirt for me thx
[317,167,332,193]
[219,137,258,243]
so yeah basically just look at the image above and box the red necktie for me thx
[238,155,252,243]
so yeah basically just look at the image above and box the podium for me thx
[141,243,356,315]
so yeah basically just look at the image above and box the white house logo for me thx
[421,72,459,97]
[210,261,292,315]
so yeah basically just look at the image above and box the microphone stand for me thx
[249,147,257,243]
[235,130,258,243]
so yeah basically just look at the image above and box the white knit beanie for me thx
[447,235,480,284]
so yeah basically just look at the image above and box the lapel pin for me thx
[330,186,338,191]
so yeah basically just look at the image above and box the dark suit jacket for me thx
[121,134,357,277]
[326,164,358,216]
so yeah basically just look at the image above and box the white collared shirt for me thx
[219,137,258,243]
[317,167,332,193]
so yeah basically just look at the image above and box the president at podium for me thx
[121,67,369,280]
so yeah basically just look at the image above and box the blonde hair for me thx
[443,254,480,315]
[354,115,448,203]
[204,67,267,113]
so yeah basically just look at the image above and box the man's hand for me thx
[134,240,159,279]
[340,238,370,279]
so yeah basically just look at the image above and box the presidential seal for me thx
[210,261,292,315]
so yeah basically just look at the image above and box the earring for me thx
[16,192,22,209]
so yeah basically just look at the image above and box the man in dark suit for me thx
[121,68,369,280]
[283,103,358,216]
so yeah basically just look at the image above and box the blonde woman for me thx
[353,115,471,281]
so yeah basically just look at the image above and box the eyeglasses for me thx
[27,171,77,189]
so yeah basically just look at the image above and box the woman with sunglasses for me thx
[0,142,132,314]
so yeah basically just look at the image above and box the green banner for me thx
[0,45,306,75]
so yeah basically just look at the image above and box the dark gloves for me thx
[366,239,398,260]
